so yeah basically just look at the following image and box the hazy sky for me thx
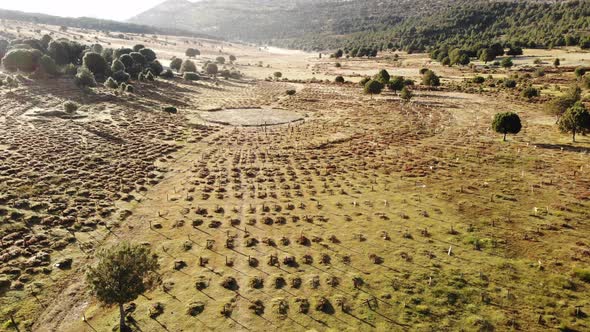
[0,0,170,21]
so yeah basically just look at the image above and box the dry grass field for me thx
[1,20,590,332]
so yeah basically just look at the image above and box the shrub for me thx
[501,57,514,68]
[273,72,283,79]
[183,72,200,81]
[216,56,226,64]
[335,76,345,83]
[521,86,540,99]
[574,67,586,78]
[104,77,118,89]
[63,63,78,76]
[364,79,384,96]
[2,49,42,72]
[111,59,125,72]
[119,54,134,70]
[335,62,341,68]
[286,89,296,96]
[39,55,58,76]
[170,58,182,72]
[385,76,403,91]
[129,52,147,67]
[229,55,236,62]
[133,44,145,52]
[503,79,517,88]
[574,268,590,283]
[112,70,130,84]
[180,59,197,73]
[422,70,440,86]
[359,77,371,87]
[374,69,390,84]
[185,48,200,58]
[82,52,108,76]
[138,48,156,62]
[63,101,79,114]
[160,69,174,78]
[472,76,485,84]
[125,84,135,93]
[400,86,413,101]
[101,48,114,64]
[114,47,133,59]
[419,68,429,75]
[206,63,218,75]
[146,71,155,81]
[75,67,97,87]
[149,60,163,76]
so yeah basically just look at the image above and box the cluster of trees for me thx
[360,69,426,100]
[0,34,167,91]
[429,43,522,67]
[494,85,590,143]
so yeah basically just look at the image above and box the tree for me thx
[554,58,560,67]
[501,57,513,69]
[180,59,197,74]
[335,76,345,83]
[479,49,495,64]
[139,48,157,62]
[2,49,42,72]
[422,70,440,86]
[273,71,283,79]
[39,55,58,76]
[63,101,79,118]
[129,52,147,67]
[216,56,226,64]
[374,69,390,84]
[364,79,384,97]
[229,55,237,62]
[334,49,343,58]
[87,242,159,332]
[546,85,581,121]
[111,59,125,73]
[185,48,200,58]
[506,47,523,56]
[400,86,413,102]
[206,63,218,76]
[82,52,108,76]
[441,57,451,66]
[492,112,522,141]
[558,102,590,142]
[119,54,134,70]
[387,76,405,91]
[575,67,586,78]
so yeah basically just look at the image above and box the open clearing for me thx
[0,20,589,332]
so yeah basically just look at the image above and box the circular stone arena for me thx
[198,108,304,126]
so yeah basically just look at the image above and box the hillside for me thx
[131,0,590,51]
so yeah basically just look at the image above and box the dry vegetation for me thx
[1,19,590,332]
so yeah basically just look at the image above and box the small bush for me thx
[119,54,134,70]
[522,86,540,99]
[111,59,125,72]
[104,77,118,89]
[146,71,155,81]
[39,55,58,76]
[286,89,296,96]
[359,77,371,87]
[149,60,163,76]
[112,70,130,83]
[63,64,78,76]
[216,56,225,64]
[160,69,174,78]
[75,67,97,87]
[206,63,218,75]
[170,58,182,72]
[63,101,79,114]
[503,79,517,88]
[574,268,590,283]
[129,52,147,67]
[335,76,345,83]
[183,72,200,81]
[185,48,200,58]
[125,84,134,93]
[575,67,586,78]
[472,76,485,84]
[180,59,197,73]
[422,70,440,86]
[139,48,157,62]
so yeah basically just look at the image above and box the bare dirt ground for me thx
[1,21,590,332]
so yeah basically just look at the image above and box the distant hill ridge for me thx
[130,0,589,51]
